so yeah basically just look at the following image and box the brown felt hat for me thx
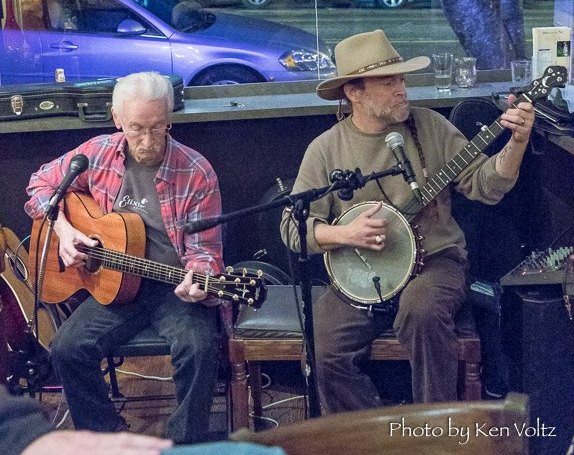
[317,29,430,100]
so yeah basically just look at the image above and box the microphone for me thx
[385,132,422,202]
[47,154,89,211]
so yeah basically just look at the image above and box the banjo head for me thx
[324,201,420,305]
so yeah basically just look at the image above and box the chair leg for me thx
[249,362,264,431]
[463,360,482,400]
[229,341,249,431]
[106,356,123,399]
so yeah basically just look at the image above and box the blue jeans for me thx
[50,279,220,444]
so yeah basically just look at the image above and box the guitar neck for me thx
[81,245,203,287]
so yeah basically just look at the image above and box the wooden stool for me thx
[229,286,481,431]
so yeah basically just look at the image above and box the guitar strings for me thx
[77,245,257,301]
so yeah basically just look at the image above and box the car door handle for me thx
[50,41,79,51]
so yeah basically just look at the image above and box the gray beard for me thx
[362,96,410,126]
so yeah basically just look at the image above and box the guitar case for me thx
[0,74,185,122]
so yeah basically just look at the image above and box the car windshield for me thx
[131,0,215,32]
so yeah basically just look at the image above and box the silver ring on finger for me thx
[375,235,383,245]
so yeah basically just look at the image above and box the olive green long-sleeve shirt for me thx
[280,107,518,261]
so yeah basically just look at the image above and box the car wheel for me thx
[190,65,264,86]
[378,0,407,7]
[241,0,272,9]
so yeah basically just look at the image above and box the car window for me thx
[132,0,214,32]
[39,0,162,35]
[170,1,215,32]
[20,0,47,30]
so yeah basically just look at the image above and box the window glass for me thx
[0,0,560,87]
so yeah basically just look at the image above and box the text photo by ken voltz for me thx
[387,417,557,445]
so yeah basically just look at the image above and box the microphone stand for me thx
[9,207,59,396]
[186,164,405,418]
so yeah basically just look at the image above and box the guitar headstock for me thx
[212,269,267,309]
[518,65,568,103]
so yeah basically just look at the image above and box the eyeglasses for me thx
[122,123,172,139]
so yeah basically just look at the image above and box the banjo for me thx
[325,65,567,305]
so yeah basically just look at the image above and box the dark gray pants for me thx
[313,250,467,413]
[50,279,220,443]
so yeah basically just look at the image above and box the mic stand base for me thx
[6,327,55,397]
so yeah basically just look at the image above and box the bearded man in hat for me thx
[280,29,534,410]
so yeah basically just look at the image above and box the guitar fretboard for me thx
[80,245,202,286]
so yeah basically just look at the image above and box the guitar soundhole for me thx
[84,239,102,273]
[9,255,28,282]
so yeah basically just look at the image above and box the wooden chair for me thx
[228,285,482,431]
[230,392,529,455]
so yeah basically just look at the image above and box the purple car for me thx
[0,0,336,85]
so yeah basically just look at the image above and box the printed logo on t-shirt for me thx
[118,195,149,214]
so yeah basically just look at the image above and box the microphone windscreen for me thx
[385,132,404,149]
[70,154,90,173]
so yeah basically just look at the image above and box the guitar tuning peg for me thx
[256,269,264,278]
[242,267,248,277]
[249,279,256,286]
[225,266,234,273]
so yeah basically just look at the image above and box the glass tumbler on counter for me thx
[432,52,453,92]
[454,57,477,88]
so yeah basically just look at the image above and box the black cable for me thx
[562,252,573,322]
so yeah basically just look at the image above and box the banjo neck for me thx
[400,65,568,221]
[407,112,507,220]
[400,112,506,222]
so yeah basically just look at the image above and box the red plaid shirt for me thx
[25,132,223,275]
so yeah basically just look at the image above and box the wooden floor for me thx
[35,355,226,438]
[29,357,411,440]
[33,356,309,439]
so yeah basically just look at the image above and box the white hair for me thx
[112,72,174,116]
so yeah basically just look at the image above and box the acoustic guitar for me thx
[0,227,56,352]
[29,192,266,309]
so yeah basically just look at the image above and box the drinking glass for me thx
[432,52,453,92]
[454,57,477,88]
